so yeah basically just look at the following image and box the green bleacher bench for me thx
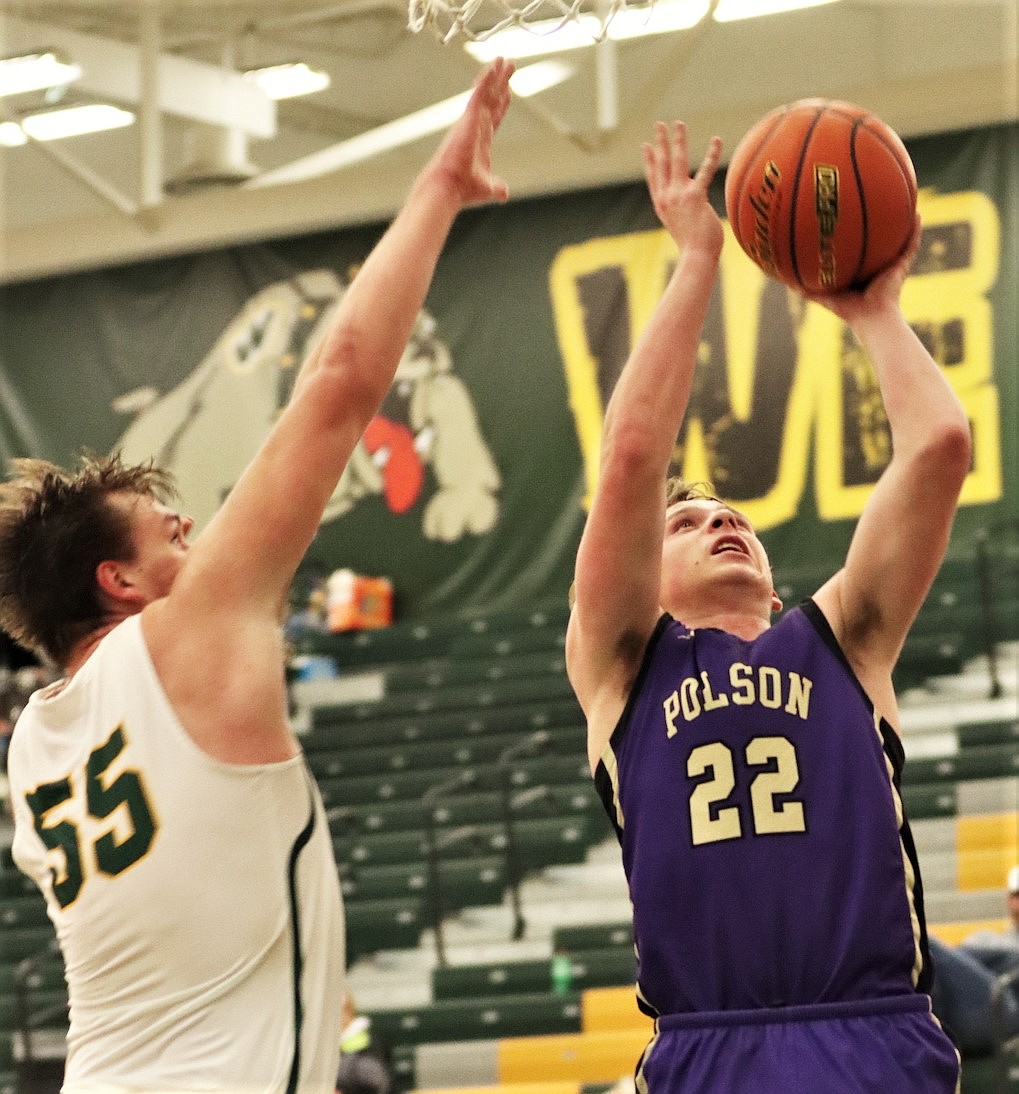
[335,828,427,868]
[342,854,506,909]
[319,767,464,808]
[0,927,58,964]
[432,945,637,1000]
[368,991,582,1047]
[317,753,590,808]
[300,617,461,668]
[351,794,501,836]
[307,695,584,748]
[956,719,1019,749]
[0,988,68,1033]
[334,811,597,871]
[310,724,578,782]
[0,871,35,899]
[447,625,567,661]
[553,921,634,953]
[0,958,65,997]
[332,779,599,839]
[311,673,578,732]
[901,784,959,820]
[905,743,1019,785]
[383,649,567,695]
[0,894,51,929]
[344,897,424,962]
[893,633,969,689]
[301,601,570,669]
[389,1043,416,1093]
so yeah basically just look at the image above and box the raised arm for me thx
[811,219,972,727]
[195,58,513,610]
[566,122,723,770]
[144,60,514,761]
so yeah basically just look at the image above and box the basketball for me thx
[724,99,917,294]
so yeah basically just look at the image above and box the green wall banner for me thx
[1,122,1015,622]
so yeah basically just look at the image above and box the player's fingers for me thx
[669,120,689,180]
[900,213,923,266]
[694,136,723,188]
[646,122,669,190]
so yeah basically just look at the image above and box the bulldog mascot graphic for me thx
[112,269,501,542]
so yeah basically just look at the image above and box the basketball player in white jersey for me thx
[0,59,514,1094]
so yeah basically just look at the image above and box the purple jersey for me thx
[595,600,959,1091]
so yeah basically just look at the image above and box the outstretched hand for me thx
[644,121,724,257]
[431,57,515,208]
[804,213,923,324]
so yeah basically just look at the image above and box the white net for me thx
[408,0,628,45]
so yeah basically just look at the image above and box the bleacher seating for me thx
[2,587,1016,1093]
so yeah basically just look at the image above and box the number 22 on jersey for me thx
[687,735,806,846]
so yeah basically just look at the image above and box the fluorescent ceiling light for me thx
[466,0,707,60]
[509,58,575,95]
[0,121,28,147]
[20,102,135,141]
[465,0,841,58]
[0,50,82,97]
[714,0,842,20]
[247,60,573,188]
[243,62,331,100]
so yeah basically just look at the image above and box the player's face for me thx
[661,497,776,609]
[113,492,194,603]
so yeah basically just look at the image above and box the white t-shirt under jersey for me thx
[8,614,344,1093]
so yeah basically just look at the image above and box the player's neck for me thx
[665,582,775,639]
[64,618,125,677]
[680,609,770,640]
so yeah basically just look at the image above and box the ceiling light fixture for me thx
[465,0,842,59]
[243,62,331,100]
[713,0,842,20]
[19,102,135,141]
[465,0,708,60]
[0,50,82,97]
[0,121,28,147]
[247,59,573,188]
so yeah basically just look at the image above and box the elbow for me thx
[925,415,972,490]
[600,425,664,485]
[311,324,387,418]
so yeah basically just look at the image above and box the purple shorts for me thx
[637,995,961,1093]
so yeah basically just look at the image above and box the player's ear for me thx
[96,560,139,604]
[771,590,783,614]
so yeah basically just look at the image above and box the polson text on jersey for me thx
[663,663,814,734]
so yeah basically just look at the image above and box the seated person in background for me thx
[336,990,392,1094]
[929,864,1019,1055]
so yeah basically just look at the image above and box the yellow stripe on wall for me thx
[498,1028,651,1083]
[414,1085,581,1094]
[929,919,1009,946]
[955,812,1018,890]
[582,985,653,1033]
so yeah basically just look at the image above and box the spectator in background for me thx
[336,990,393,1094]
[929,864,1019,1055]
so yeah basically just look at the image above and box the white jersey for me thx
[7,614,344,1093]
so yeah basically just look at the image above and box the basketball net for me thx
[408,0,629,45]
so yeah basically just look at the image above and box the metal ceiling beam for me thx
[2,15,277,138]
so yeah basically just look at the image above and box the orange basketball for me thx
[724,99,917,294]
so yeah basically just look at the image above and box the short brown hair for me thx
[0,452,176,668]
[665,477,720,507]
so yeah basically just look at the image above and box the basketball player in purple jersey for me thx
[566,122,970,1091]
